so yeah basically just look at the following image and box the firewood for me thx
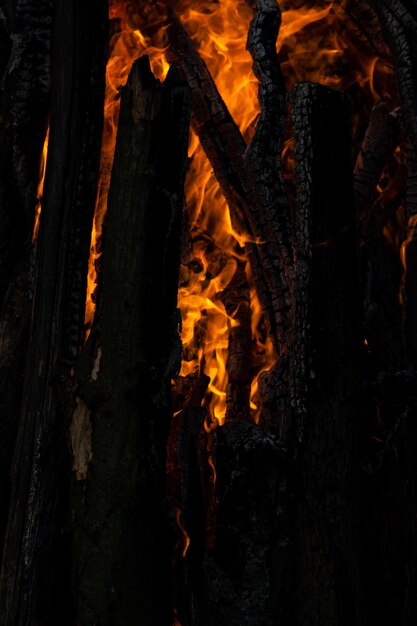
[71,57,191,625]
[0,1,107,623]
[290,82,363,625]
[354,102,401,218]
[126,0,293,354]
[0,0,52,574]
[333,0,391,61]
[1,0,51,246]
[374,0,417,156]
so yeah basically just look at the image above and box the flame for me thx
[32,129,49,242]
[86,0,395,421]
[175,506,190,559]
[84,23,169,334]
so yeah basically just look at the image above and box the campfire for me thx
[0,1,416,625]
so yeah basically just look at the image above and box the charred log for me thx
[290,82,364,626]
[0,1,107,623]
[221,261,252,422]
[70,57,191,625]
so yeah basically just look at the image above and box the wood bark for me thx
[0,1,107,623]
[70,57,191,626]
[290,83,364,626]
[0,0,52,584]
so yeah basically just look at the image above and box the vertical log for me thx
[0,1,108,623]
[290,83,363,626]
[71,58,191,625]
[0,0,52,588]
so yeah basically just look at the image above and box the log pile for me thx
[0,0,416,625]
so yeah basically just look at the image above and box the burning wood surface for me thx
[85,0,400,429]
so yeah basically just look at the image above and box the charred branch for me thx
[354,102,400,219]
[374,0,417,157]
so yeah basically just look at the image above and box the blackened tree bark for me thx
[70,57,191,626]
[0,1,108,624]
[0,0,52,584]
[290,83,364,626]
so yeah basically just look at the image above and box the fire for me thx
[86,0,395,422]
[84,24,169,333]
[32,129,49,242]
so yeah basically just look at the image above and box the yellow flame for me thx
[32,129,49,242]
[86,0,395,421]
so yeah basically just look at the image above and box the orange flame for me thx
[175,506,190,559]
[86,0,395,421]
[32,129,49,242]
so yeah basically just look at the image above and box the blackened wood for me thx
[0,262,29,562]
[71,57,191,626]
[290,83,364,626]
[374,1,417,156]
[0,0,52,593]
[0,1,108,623]
[3,0,51,245]
[334,0,391,61]
[245,0,293,300]
[126,1,293,354]
[354,102,400,218]
[221,262,252,421]
[213,421,285,626]
[361,164,405,238]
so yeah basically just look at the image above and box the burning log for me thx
[290,83,363,625]
[127,0,293,354]
[70,57,191,624]
[0,0,417,623]
[0,1,107,623]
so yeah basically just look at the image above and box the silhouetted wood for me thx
[290,83,364,626]
[0,1,108,623]
[0,0,52,588]
[70,57,191,626]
